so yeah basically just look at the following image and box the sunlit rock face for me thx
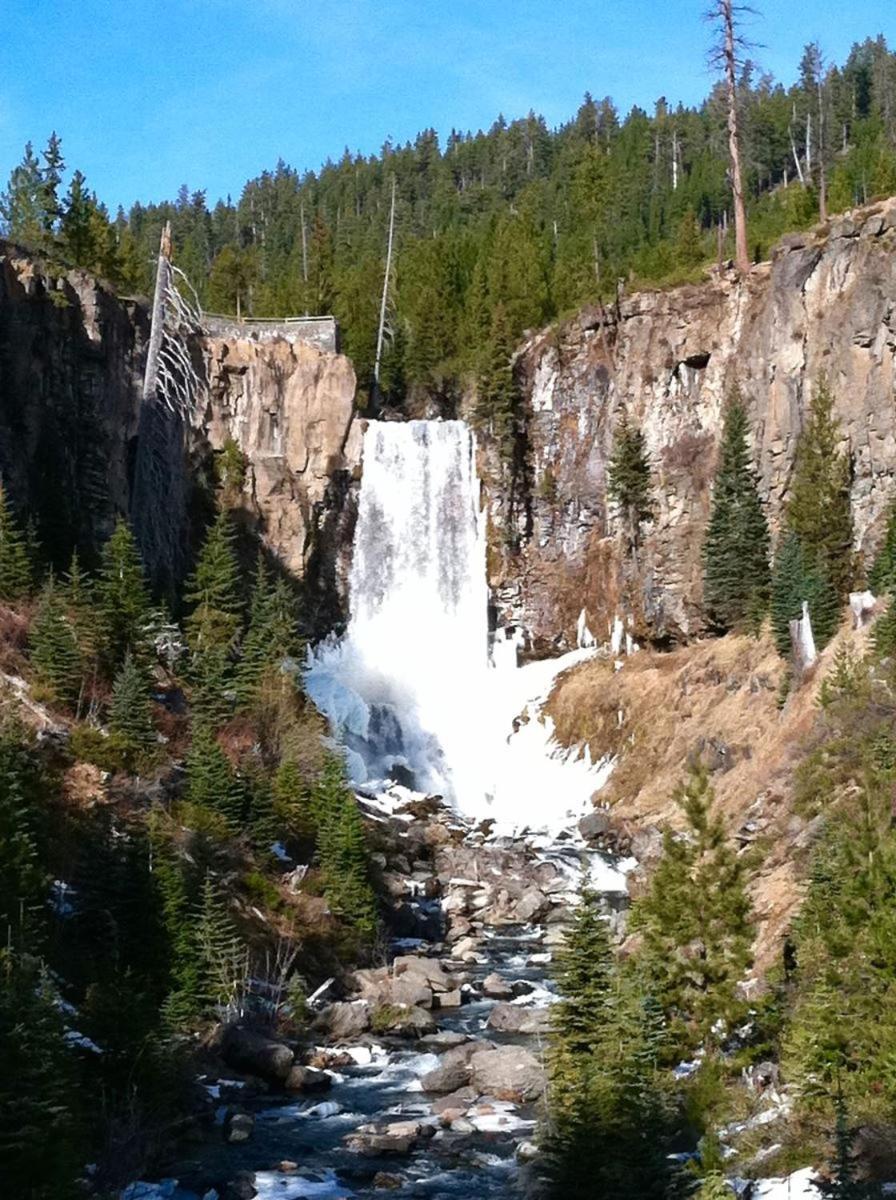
[485,200,896,650]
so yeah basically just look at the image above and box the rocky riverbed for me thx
[126,791,632,1200]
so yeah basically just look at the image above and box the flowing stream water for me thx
[144,420,626,1200]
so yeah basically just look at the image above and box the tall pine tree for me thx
[0,482,33,603]
[95,519,153,671]
[608,412,654,555]
[771,529,840,657]
[702,393,770,631]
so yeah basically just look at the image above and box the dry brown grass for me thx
[546,619,874,972]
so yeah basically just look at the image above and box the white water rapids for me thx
[305,419,612,832]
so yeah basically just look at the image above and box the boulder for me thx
[578,809,611,841]
[221,1026,294,1085]
[392,954,455,993]
[314,1001,372,1041]
[284,1065,332,1093]
[486,1003,552,1035]
[421,1030,468,1050]
[223,1109,255,1144]
[421,1060,471,1094]
[433,988,463,1009]
[346,1119,434,1156]
[469,1045,545,1102]
[371,1004,437,1037]
[223,1171,257,1200]
[481,972,513,999]
[432,1085,478,1117]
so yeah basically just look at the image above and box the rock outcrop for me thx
[489,199,896,649]
[0,241,359,627]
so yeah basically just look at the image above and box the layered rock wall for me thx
[0,242,359,623]
[497,200,896,649]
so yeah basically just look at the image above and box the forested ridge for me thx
[3,35,896,406]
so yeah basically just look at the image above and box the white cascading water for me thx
[306,418,612,831]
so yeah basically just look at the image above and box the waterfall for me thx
[306,418,612,829]
[306,420,488,800]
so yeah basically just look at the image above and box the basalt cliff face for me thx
[0,243,359,622]
[490,199,896,652]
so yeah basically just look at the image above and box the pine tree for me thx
[314,755,377,935]
[771,529,840,657]
[0,953,82,1199]
[0,482,33,603]
[184,725,246,829]
[608,412,654,554]
[630,763,754,1052]
[29,575,84,707]
[273,757,316,839]
[0,142,46,248]
[61,549,96,663]
[551,887,614,1054]
[185,510,244,653]
[787,378,854,599]
[236,557,302,707]
[869,497,896,595]
[108,651,156,764]
[95,519,153,671]
[193,874,245,1015]
[702,394,770,631]
[475,303,520,463]
[0,726,47,945]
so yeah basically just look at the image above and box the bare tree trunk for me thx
[300,200,308,285]
[373,176,397,407]
[789,108,806,184]
[805,108,812,177]
[672,129,679,190]
[716,0,750,272]
[817,80,828,221]
[142,222,172,405]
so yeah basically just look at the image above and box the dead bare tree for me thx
[372,175,397,409]
[706,1,755,274]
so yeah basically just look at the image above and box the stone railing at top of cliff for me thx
[199,312,339,354]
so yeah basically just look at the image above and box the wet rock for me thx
[347,1119,435,1156]
[284,1065,332,1093]
[421,1030,469,1050]
[486,1003,552,1035]
[220,1025,294,1085]
[314,1000,372,1041]
[370,1004,437,1037]
[353,967,434,1009]
[469,1045,545,1102]
[432,1085,478,1116]
[223,1171,257,1200]
[373,1173,403,1189]
[578,809,611,841]
[392,954,456,993]
[222,1109,254,1144]
[482,972,514,999]
[421,1060,471,1094]
[433,988,463,1008]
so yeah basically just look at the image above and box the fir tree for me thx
[193,874,245,1015]
[0,142,47,248]
[61,548,96,664]
[315,755,377,935]
[184,725,246,829]
[0,953,82,1199]
[869,497,896,595]
[28,575,84,707]
[608,412,654,555]
[787,378,854,599]
[551,887,614,1055]
[0,726,47,945]
[108,651,156,765]
[95,519,153,671]
[273,756,316,839]
[0,482,33,602]
[185,510,244,653]
[771,529,840,657]
[236,557,302,707]
[702,393,770,631]
[474,302,520,462]
[630,763,754,1052]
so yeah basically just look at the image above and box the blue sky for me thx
[2,0,894,212]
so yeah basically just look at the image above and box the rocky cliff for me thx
[0,243,359,624]
[492,199,896,651]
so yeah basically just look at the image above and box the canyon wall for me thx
[493,199,896,650]
[0,242,359,624]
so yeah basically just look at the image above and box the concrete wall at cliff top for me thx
[501,199,896,650]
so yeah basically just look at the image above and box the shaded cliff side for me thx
[0,242,359,627]
[488,198,896,651]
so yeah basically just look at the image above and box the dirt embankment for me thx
[546,622,873,974]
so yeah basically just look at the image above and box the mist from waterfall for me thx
[305,418,611,830]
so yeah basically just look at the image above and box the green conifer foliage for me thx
[184,725,246,829]
[787,378,854,599]
[630,763,754,1052]
[29,575,84,707]
[0,954,82,1199]
[61,548,95,662]
[314,755,377,936]
[0,726,47,945]
[236,558,302,707]
[607,413,654,553]
[95,519,153,671]
[0,482,33,603]
[108,651,156,766]
[193,874,245,1015]
[771,529,840,657]
[185,511,244,653]
[474,303,520,463]
[702,394,771,631]
[551,887,614,1055]
[869,497,896,595]
[273,757,316,839]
